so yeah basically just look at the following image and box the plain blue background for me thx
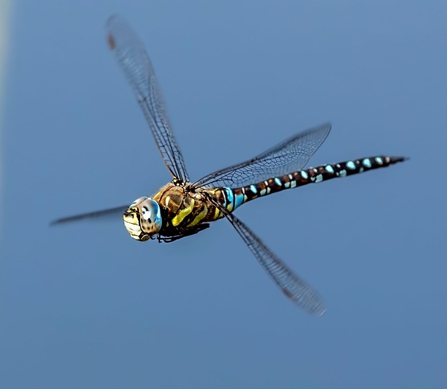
[1,1,446,388]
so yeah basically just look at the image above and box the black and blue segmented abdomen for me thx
[219,156,406,211]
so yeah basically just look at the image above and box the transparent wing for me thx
[106,15,189,181]
[209,197,325,315]
[228,212,325,315]
[50,205,129,225]
[194,123,331,188]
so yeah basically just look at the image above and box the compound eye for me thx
[130,196,149,208]
[141,206,152,222]
[138,199,162,235]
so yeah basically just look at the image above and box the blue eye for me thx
[142,206,152,221]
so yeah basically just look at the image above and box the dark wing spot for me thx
[282,289,294,301]
[107,33,116,50]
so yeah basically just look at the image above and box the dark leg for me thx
[158,223,210,243]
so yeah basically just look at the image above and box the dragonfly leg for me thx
[158,223,210,243]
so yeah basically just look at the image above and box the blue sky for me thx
[1,1,446,388]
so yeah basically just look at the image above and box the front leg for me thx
[157,223,210,243]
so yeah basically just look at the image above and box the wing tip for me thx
[107,32,116,50]
[283,288,326,316]
[314,307,327,317]
[105,14,121,50]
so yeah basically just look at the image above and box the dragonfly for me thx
[52,15,407,316]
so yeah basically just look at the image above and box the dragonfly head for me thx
[123,197,162,241]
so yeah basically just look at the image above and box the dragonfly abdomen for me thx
[234,155,407,204]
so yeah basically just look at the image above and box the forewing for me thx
[106,15,189,181]
[194,123,331,188]
[50,205,129,225]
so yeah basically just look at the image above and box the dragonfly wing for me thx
[50,205,129,225]
[194,123,331,188]
[106,15,189,181]
[210,197,325,315]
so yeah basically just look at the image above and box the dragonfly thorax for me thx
[123,196,162,241]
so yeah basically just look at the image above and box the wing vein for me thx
[106,15,189,181]
[194,123,331,188]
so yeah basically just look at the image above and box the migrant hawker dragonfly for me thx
[52,15,406,315]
